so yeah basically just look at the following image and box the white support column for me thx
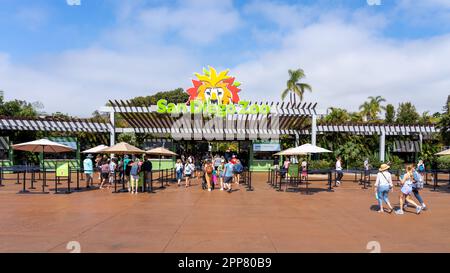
[311,114,317,146]
[379,131,386,162]
[109,110,116,147]
[419,133,423,152]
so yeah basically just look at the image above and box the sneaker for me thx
[220,188,224,191]
[208,188,212,192]
[416,206,422,214]
[422,204,427,210]
[395,209,404,215]
[336,181,341,185]
[227,189,232,193]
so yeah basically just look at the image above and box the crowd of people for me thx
[83,154,153,194]
[273,153,429,215]
[175,152,245,193]
[374,160,427,215]
[82,150,245,194]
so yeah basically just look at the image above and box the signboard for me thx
[253,141,281,152]
[56,163,69,177]
[156,66,271,116]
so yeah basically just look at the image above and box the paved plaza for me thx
[1,173,450,253]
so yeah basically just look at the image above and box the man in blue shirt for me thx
[83,154,94,188]
[223,160,234,193]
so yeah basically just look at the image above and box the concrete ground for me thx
[0,172,450,253]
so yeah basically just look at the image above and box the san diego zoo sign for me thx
[156,66,271,117]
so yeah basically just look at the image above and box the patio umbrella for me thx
[12,139,74,192]
[274,147,304,156]
[100,142,145,155]
[146,147,178,170]
[435,148,450,156]
[12,139,74,153]
[288,143,332,155]
[81,144,109,154]
[101,142,145,192]
[274,143,332,180]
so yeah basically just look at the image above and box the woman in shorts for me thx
[396,165,422,215]
[184,161,193,188]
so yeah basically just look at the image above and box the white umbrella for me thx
[82,144,109,154]
[274,148,302,156]
[436,148,450,156]
[289,143,332,155]
[275,143,332,156]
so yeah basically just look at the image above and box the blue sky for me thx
[1,0,450,117]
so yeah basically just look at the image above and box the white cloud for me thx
[234,17,450,114]
[1,0,449,118]
[0,46,200,117]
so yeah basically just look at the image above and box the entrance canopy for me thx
[105,100,318,140]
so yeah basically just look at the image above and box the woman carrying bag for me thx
[374,164,394,213]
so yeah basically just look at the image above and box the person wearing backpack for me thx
[108,158,117,189]
[223,159,234,193]
[405,166,427,211]
[417,160,425,176]
[233,159,244,185]
[204,159,214,192]
[129,159,140,194]
[100,159,110,189]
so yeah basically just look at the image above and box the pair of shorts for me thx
[185,173,192,177]
[401,185,413,195]
[224,176,233,184]
[101,173,109,180]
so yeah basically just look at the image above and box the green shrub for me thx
[437,156,450,170]
[308,159,333,170]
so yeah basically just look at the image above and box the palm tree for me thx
[359,96,386,121]
[359,101,372,122]
[281,69,312,105]
[368,96,386,119]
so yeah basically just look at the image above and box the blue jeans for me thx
[377,185,391,208]
[176,170,183,181]
[412,188,424,204]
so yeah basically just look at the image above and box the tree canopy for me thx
[127,88,189,106]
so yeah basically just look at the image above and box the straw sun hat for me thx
[379,164,390,172]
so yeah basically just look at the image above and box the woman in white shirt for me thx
[374,164,394,213]
[335,156,343,185]
[175,159,183,186]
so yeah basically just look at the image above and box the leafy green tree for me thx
[322,108,350,123]
[385,104,395,123]
[127,88,189,106]
[281,69,312,104]
[0,99,38,118]
[117,132,137,146]
[349,112,363,123]
[396,102,420,124]
[438,99,450,145]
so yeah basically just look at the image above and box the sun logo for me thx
[187,66,241,105]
